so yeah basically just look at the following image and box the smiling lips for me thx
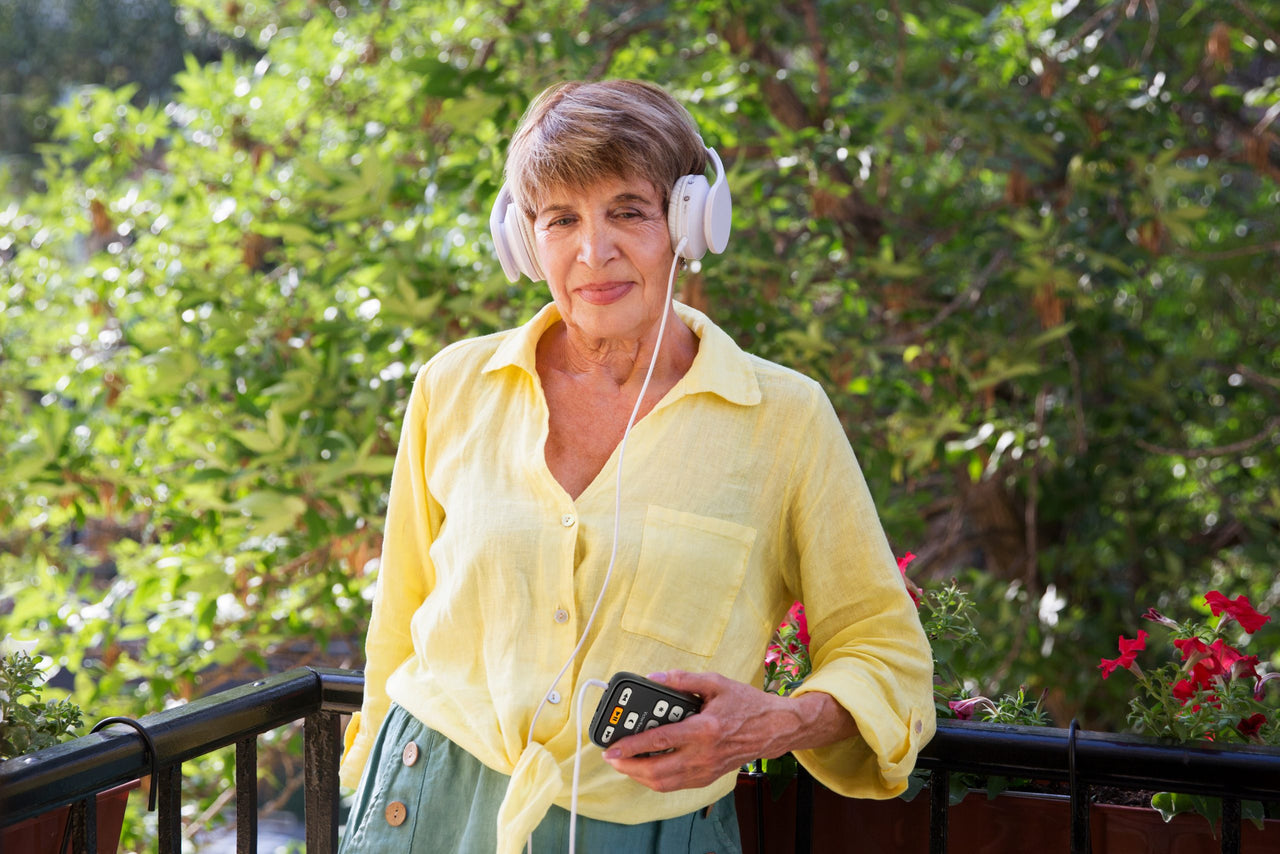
[574,281,634,305]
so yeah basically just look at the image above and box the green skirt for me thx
[339,704,742,854]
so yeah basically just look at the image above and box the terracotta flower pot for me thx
[735,773,1280,854]
[1,780,138,854]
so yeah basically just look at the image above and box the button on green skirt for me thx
[339,704,742,854]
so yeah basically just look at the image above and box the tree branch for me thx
[718,16,887,245]
[889,248,1010,344]
[1136,416,1280,459]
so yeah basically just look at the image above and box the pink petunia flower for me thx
[948,696,997,721]
[1141,608,1179,629]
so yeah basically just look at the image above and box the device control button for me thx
[385,801,408,827]
[602,725,615,742]
[624,711,640,729]
[401,741,419,766]
[553,608,569,623]
[547,690,562,704]
[560,513,576,527]
[669,706,685,722]
[653,700,669,717]
[618,687,632,705]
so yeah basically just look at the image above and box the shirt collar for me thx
[481,301,761,407]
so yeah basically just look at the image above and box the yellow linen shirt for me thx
[340,301,935,854]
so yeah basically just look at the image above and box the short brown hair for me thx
[504,80,708,219]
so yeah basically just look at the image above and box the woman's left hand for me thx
[599,670,856,793]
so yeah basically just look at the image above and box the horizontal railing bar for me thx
[6,668,1280,834]
[918,719,1280,801]
[0,668,325,826]
[312,666,366,714]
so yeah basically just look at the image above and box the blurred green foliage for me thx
[2,0,1280,842]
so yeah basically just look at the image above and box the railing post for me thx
[929,768,949,854]
[1220,796,1241,854]
[236,737,258,854]
[305,711,342,854]
[794,768,813,854]
[65,795,95,854]
[1068,719,1090,854]
[157,764,183,854]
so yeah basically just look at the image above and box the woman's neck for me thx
[540,308,698,389]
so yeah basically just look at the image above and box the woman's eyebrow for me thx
[537,203,575,219]
[537,192,657,219]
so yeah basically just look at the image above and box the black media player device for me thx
[588,671,702,749]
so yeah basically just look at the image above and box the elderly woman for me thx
[338,79,934,854]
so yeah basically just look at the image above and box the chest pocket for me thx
[621,505,758,657]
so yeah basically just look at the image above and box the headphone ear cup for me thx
[668,173,710,260]
[702,175,731,256]
[489,183,544,282]
[511,207,544,282]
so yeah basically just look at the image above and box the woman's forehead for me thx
[535,175,664,214]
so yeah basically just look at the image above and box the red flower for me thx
[1172,679,1198,704]
[1208,639,1259,682]
[1187,657,1223,689]
[1098,630,1148,679]
[1172,679,1219,711]
[897,553,922,607]
[787,601,810,646]
[1205,591,1271,634]
[1237,713,1267,740]
[1173,637,1208,661]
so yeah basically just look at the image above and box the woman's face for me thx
[532,174,675,347]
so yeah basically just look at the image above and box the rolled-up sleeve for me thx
[785,384,936,798]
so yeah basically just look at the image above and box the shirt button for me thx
[547,690,562,704]
[553,608,569,623]
[385,801,407,827]
[560,513,576,527]
[401,741,419,766]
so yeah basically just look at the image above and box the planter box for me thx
[735,773,1280,853]
[1,780,138,854]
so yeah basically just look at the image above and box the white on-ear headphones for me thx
[489,146,732,283]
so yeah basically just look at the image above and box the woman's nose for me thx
[576,220,618,268]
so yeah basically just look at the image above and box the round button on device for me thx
[385,801,407,827]
[402,741,419,766]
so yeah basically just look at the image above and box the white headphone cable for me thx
[524,238,687,854]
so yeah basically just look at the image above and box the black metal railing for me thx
[2,668,1278,854]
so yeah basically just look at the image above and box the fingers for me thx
[647,669,723,697]
[602,728,724,792]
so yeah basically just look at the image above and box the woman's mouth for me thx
[575,281,634,306]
